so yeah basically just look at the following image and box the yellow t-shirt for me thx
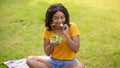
[43,23,79,60]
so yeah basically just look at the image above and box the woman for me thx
[26,3,85,68]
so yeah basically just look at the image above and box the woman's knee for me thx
[26,56,36,65]
[26,56,51,68]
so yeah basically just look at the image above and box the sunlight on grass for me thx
[29,0,38,7]
[0,0,120,68]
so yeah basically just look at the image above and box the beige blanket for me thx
[4,56,50,68]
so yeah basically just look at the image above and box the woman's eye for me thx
[61,17,65,19]
[54,17,58,20]
[53,16,65,20]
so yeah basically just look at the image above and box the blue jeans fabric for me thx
[48,57,78,68]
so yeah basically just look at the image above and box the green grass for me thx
[0,0,120,68]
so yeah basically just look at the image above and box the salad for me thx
[50,34,62,44]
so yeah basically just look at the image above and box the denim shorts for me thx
[48,57,78,68]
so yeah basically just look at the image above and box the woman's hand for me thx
[62,24,69,36]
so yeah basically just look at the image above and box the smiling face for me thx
[52,11,65,28]
[45,4,70,31]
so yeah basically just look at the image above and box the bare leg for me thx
[64,62,85,68]
[26,56,51,68]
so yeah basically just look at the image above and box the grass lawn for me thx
[0,0,120,68]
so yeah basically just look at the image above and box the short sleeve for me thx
[69,23,79,37]
[43,28,52,39]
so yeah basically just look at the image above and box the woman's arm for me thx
[65,35,80,53]
[44,38,56,56]
[62,24,80,53]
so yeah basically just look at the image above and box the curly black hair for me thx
[45,3,70,31]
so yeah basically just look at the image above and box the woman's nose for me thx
[58,19,62,23]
